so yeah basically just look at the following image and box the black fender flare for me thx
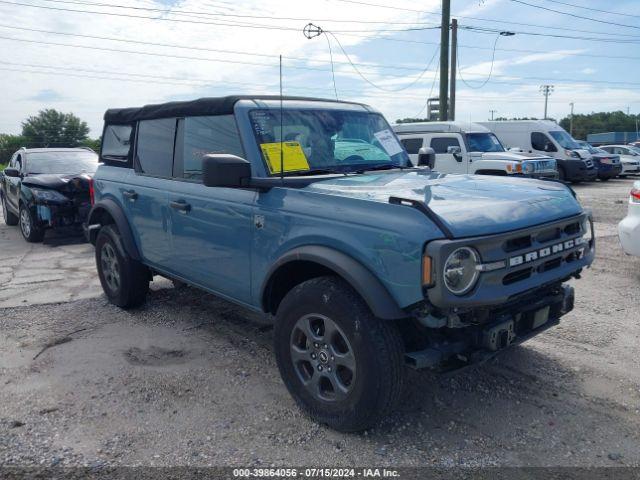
[86,198,141,260]
[262,245,407,320]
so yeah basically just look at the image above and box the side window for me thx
[136,118,176,177]
[179,115,244,180]
[531,132,555,152]
[15,154,22,171]
[430,137,460,154]
[102,124,133,160]
[400,137,424,155]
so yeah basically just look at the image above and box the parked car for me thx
[393,121,558,179]
[618,181,640,256]
[1,147,99,242]
[575,141,622,181]
[599,145,640,177]
[479,120,597,182]
[85,96,594,431]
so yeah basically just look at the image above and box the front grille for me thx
[534,160,556,172]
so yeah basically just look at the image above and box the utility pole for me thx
[439,0,450,121]
[449,18,457,121]
[489,109,497,120]
[540,85,554,119]
[569,102,574,136]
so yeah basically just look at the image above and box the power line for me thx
[325,30,440,92]
[460,24,640,44]
[509,0,640,31]
[0,0,440,34]
[41,0,444,25]
[0,24,433,74]
[456,33,501,90]
[541,0,640,20]
[328,0,640,38]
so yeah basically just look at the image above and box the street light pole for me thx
[569,102,574,136]
[489,109,497,120]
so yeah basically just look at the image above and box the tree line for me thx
[0,109,100,165]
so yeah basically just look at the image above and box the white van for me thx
[479,120,597,182]
[393,121,558,179]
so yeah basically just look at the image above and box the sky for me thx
[1,0,639,137]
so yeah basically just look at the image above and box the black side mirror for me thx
[202,154,252,188]
[417,147,436,167]
[3,167,20,178]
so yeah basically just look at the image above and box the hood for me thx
[304,170,582,238]
[573,149,592,160]
[22,172,93,193]
[475,151,554,162]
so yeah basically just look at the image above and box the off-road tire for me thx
[274,276,405,432]
[1,194,18,226]
[96,224,149,308]
[19,204,45,242]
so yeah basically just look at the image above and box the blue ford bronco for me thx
[85,96,594,431]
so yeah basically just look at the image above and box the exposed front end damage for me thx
[23,173,92,231]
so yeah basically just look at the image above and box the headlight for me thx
[566,149,579,158]
[581,217,593,247]
[443,247,480,295]
[31,188,69,202]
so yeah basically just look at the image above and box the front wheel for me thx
[19,205,45,242]
[274,276,405,432]
[95,224,149,308]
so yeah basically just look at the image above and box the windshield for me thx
[26,151,99,174]
[629,146,640,155]
[249,109,410,176]
[549,130,581,150]
[466,132,505,152]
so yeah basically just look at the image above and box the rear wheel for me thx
[1,194,18,226]
[19,205,45,242]
[96,224,149,308]
[274,276,405,432]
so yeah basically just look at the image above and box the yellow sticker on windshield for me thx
[260,141,310,174]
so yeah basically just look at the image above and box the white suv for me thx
[394,121,558,179]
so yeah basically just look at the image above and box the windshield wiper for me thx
[287,168,347,177]
[352,164,402,174]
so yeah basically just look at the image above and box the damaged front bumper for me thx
[32,200,91,229]
[405,284,574,371]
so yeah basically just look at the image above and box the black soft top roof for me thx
[103,95,365,123]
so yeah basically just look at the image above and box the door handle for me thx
[170,200,191,213]
[123,190,138,201]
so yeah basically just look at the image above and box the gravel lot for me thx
[0,178,639,468]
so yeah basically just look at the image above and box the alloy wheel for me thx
[101,243,121,292]
[290,313,356,402]
[20,209,31,238]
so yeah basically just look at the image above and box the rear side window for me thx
[400,137,423,154]
[136,118,176,177]
[179,115,244,180]
[430,137,460,154]
[102,124,133,161]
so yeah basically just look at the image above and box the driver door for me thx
[429,135,467,174]
[5,153,23,212]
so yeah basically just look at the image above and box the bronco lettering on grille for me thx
[509,237,585,267]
